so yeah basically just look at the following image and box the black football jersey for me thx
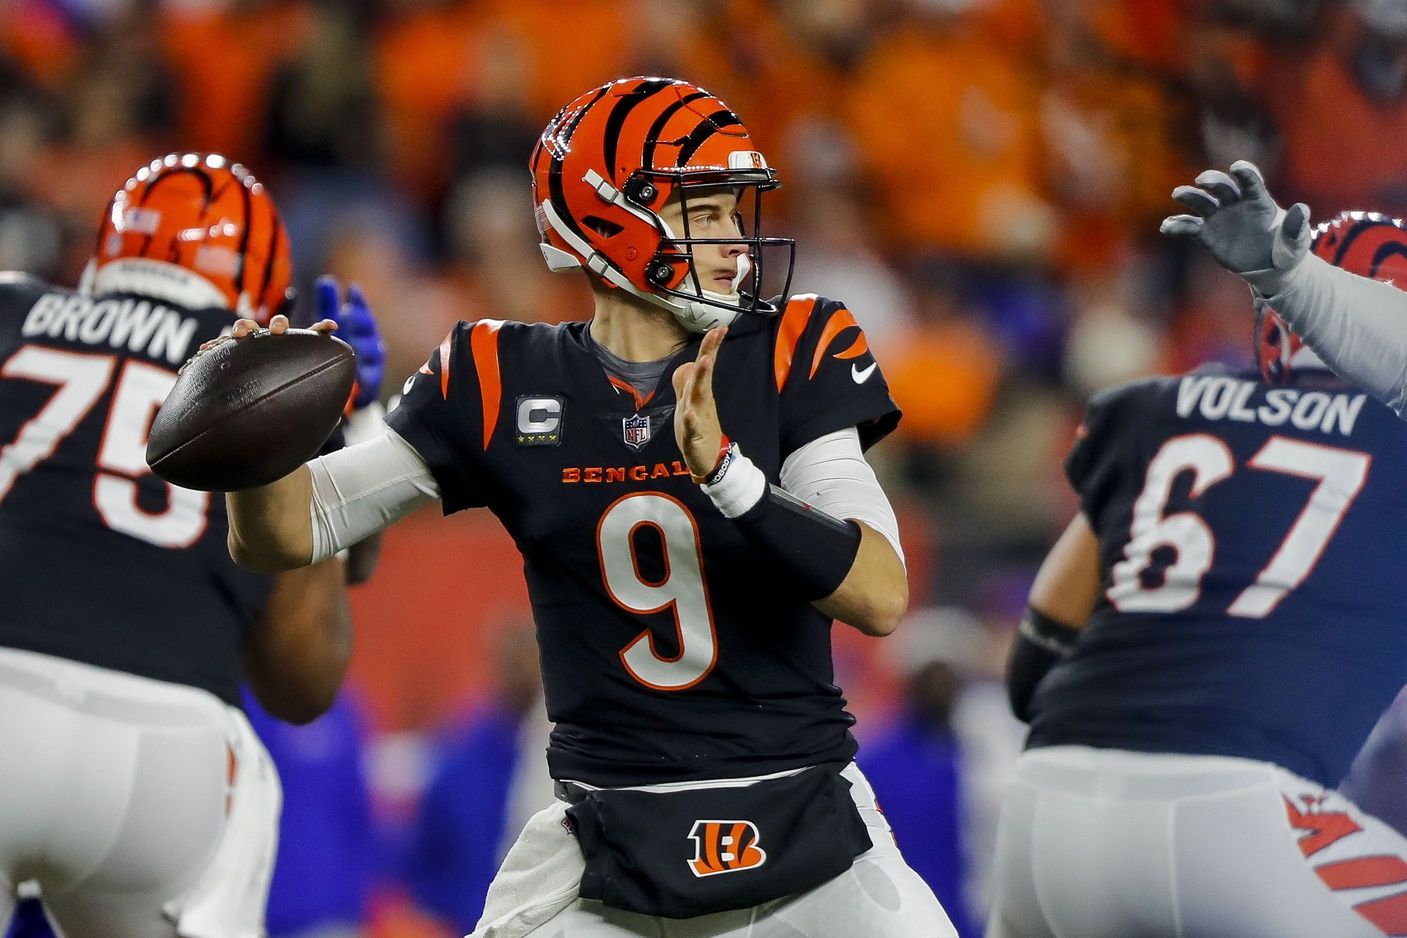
[0,273,274,704]
[1028,364,1407,786]
[386,294,900,786]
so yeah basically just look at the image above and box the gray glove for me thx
[1160,160,1312,295]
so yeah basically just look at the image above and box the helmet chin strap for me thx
[674,255,752,333]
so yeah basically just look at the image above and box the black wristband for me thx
[734,483,862,600]
[1006,606,1083,724]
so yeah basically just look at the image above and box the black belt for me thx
[554,779,591,805]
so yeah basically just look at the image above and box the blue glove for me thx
[315,274,385,410]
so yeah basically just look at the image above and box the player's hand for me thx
[184,315,338,374]
[314,274,384,408]
[1160,160,1312,294]
[672,326,726,479]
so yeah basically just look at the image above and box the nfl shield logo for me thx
[622,413,651,450]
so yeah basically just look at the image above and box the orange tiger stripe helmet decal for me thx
[1258,211,1407,384]
[86,153,292,324]
[530,76,795,333]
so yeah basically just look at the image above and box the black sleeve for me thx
[1063,384,1139,527]
[1006,606,1082,723]
[385,322,491,513]
[776,295,901,459]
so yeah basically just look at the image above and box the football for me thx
[147,329,355,491]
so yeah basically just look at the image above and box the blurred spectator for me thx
[1271,1,1407,213]
[860,608,978,936]
[160,0,308,159]
[1167,250,1255,373]
[1061,262,1164,397]
[442,168,590,326]
[0,93,62,278]
[403,623,551,934]
[245,689,376,938]
[264,0,384,173]
[787,179,915,354]
[374,0,480,199]
[444,25,539,184]
[301,203,441,387]
[848,5,1054,261]
[883,266,1002,449]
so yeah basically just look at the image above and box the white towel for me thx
[468,799,584,938]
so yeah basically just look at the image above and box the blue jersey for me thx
[1028,365,1407,787]
[0,274,274,704]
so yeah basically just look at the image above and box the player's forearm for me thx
[1028,513,1102,626]
[243,555,352,723]
[813,523,908,636]
[1258,254,1407,416]
[226,464,316,572]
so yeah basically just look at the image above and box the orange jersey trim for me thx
[773,293,817,392]
[470,320,504,449]
[809,307,864,379]
[606,374,654,411]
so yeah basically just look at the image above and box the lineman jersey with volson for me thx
[0,273,273,704]
[1028,364,1407,787]
[386,294,900,787]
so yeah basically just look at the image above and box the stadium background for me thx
[2,0,1403,934]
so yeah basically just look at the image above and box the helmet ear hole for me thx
[583,215,624,238]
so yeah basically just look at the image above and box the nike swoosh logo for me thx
[851,362,877,384]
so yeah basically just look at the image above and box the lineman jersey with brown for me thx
[386,294,900,787]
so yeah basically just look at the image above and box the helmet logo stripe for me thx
[640,91,709,172]
[603,78,672,182]
[674,111,742,167]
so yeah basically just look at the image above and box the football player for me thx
[1162,160,1407,418]
[0,154,382,937]
[987,215,1407,937]
[218,77,956,936]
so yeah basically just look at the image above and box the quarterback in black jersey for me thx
[0,155,375,938]
[222,77,955,936]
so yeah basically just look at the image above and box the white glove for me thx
[1160,160,1313,296]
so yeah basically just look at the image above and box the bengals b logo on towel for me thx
[688,820,767,877]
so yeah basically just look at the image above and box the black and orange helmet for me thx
[530,76,794,332]
[1258,211,1407,383]
[84,153,292,323]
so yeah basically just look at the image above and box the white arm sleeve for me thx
[307,427,441,563]
[779,427,905,568]
[1263,253,1407,417]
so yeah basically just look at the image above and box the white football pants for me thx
[987,745,1407,938]
[469,762,957,938]
[0,647,280,938]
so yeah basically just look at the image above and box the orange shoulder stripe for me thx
[809,307,864,378]
[470,320,504,449]
[773,293,818,392]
